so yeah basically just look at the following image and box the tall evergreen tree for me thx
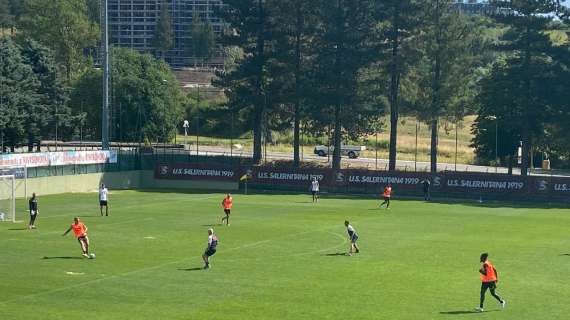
[189,12,216,66]
[375,0,423,171]
[270,0,317,167]
[310,0,380,170]
[486,0,565,175]
[416,0,478,173]
[215,0,273,164]
[0,37,40,152]
[152,2,174,60]
[20,39,73,150]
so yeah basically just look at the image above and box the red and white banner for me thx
[0,151,117,168]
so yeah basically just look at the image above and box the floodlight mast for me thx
[102,0,110,150]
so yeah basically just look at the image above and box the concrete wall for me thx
[13,170,238,198]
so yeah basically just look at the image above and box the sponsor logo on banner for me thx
[441,173,527,193]
[341,170,430,190]
[0,151,117,168]
[155,163,239,181]
[251,167,330,185]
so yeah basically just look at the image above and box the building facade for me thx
[108,0,224,68]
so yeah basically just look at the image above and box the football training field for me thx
[1,191,568,320]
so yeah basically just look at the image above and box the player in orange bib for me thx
[62,217,92,258]
[221,194,233,226]
[476,253,506,312]
[379,184,392,209]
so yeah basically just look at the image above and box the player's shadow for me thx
[559,253,570,256]
[323,252,348,257]
[8,228,28,231]
[178,267,203,271]
[43,256,83,260]
[440,310,499,315]
[201,224,223,227]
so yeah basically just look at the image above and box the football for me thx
[90,253,96,259]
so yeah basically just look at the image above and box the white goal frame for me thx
[0,165,27,200]
[0,175,16,223]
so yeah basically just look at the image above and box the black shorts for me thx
[481,281,497,290]
[224,209,231,215]
[311,190,318,195]
[100,200,108,206]
[30,210,38,216]
[351,234,359,243]
[383,196,390,201]
[204,248,217,257]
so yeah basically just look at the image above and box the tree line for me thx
[2,0,570,174]
[216,0,570,174]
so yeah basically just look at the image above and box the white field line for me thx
[1,216,370,305]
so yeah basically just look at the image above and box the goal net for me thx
[0,175,16,223]
[0,165,27,199]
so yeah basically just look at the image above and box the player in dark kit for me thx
[476,253,506,312]
[28,193,39,229]
[344,220,360,256]
[202,228,218,269]
[421,179,431,201]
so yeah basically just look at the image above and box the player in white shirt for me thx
[99,184,109,216]
[344,220,360,256]
[310,177,320,203]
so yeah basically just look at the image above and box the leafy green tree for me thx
[152,2,174,60]
[18,0,99,81]
[70,48,185,143]
[189,12,216,66]
[0,37,40,152]
[20,39,72,150]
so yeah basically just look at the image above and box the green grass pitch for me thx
[1,191,569,319]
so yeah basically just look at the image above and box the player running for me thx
[476,253,506,312]
[421,178,431,201]
[202,228,218,269]
[379,184,392,209]
[99,184,109,216]
[310,177,320,203]
[28,193,39,229]
[344,220,360,256]
[62,217,92,258]
[221,194,233,226]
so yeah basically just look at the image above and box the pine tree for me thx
[309,0,380,170]
[270,0,317,167]
[486,0,565,175]
[375,0,423,171]
[152,2,174,60]
[0,37,40,152]
[215,0,273,164]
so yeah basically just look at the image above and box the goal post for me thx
[0,175,16,223]
[0,165,27,200]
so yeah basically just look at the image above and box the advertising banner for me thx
[336,170,431,191]
[249,167,331,186]
[433,173,529,194]
[0,151,117,168]
[155,163,240,181]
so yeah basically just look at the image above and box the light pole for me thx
[486,115,498,172]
